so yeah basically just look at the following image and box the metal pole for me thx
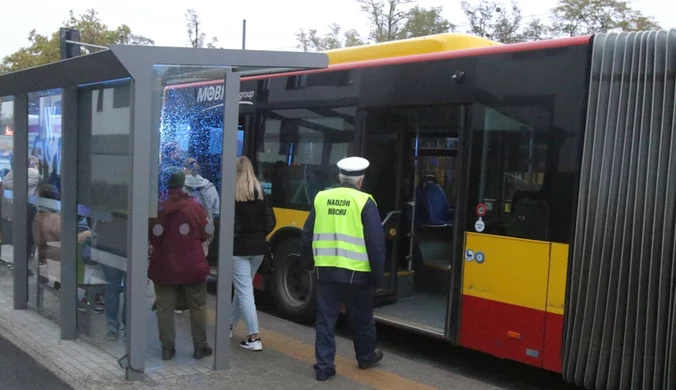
[60,87,78,340]
[214,70,241,371]
[125,79,149,381]
[12,94,28,310]
[65,40,109,51]
[242,20,247,50]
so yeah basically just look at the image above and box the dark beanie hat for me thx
[166,167,185,189]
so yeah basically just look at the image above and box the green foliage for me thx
[185,8,219,49]
[399,6,455,39]
[296,0,454,51]
[460,0,524,43]
[460,0,660,43]
[550,0,660,36]
[0,9,154,74]
[357,0,416,42]
[296,24,364,52]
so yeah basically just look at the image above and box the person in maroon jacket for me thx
[149,167,212,361]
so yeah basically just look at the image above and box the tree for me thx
[491,0,524,43]
[296,24,364,52]
[357,0,415,42]
[550,0,660,37]
[185,8,218,48]
[521,19,552,41]
[399,6,455,39]
[0,9,153,73]
[295,1,455,49]
[461,0,525,43]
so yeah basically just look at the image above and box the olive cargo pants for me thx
[154,281,208,350]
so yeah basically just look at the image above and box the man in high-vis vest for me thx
[302,156,386,382]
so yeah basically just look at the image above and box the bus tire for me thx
[271,238,316,324]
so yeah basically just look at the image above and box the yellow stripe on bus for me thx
[546,243,569,316]
[463,233,551,312]
[463,233,569,315]
[325,33,499,65]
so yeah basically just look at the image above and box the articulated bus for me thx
[159,31,676,389]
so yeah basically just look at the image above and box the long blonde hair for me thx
[235,156,263,202]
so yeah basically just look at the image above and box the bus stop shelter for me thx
[0,45,328,380]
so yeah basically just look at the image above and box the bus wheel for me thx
[271,238,316,324]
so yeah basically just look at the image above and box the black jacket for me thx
[234,192,276,256]
[301,183,386,288]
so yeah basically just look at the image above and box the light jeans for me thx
[231,255,264,335]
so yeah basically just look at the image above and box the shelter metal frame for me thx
[0,45,328,380]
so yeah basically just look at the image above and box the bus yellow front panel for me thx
[543,243,569,372]
[270,208,310,236]
[546,244,569,316]
[462,233,550,311]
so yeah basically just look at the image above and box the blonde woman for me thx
[232,156,276,351]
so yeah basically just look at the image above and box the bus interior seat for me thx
[506,190,549,241]
[539,173,575,243]
[418,177,454,226]
[409,174,455,286]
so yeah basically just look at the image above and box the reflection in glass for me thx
[0,96,14,260]
[76,80,131,353]
[149,65,231,364]
[255,107,356,210]
[466,104,575,242]
[27,89,62,322]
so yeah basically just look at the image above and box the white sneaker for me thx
[239,336,262,351]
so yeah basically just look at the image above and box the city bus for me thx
[159,31,676,389]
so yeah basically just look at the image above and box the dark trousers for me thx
[314,281,377,375]
[102,265,126,333]
[154,281,208,350]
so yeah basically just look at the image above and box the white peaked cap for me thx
[337,156,370,176]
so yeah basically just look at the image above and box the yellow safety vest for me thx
[312,187,375,273]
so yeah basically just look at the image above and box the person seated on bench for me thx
[33,184,92,264]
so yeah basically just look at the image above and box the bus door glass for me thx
[360,109,407,296]
[362,105,467,335]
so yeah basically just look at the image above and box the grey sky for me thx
[0,0,672,59]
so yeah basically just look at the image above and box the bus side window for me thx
[467,104,574,243]
[255,107,356,210]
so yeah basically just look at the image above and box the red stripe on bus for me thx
[459,294,546,368]
[543,311,564,373]
[164,35,591,91]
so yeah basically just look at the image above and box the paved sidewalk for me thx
[0,263,366,390]
[0,260,505,390]
[0,334,73,390]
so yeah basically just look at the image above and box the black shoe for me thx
[314,365,336,382]
[358,349,384,370]
[316,371,336,381]
[161,347,176,361]
[193,345,213,360]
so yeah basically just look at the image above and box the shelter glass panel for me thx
[27,89,62,322]
[0,96,14,262]
[150,65,231,370]
[76,79,132,357]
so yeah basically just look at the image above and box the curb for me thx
[0,319,89,390]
